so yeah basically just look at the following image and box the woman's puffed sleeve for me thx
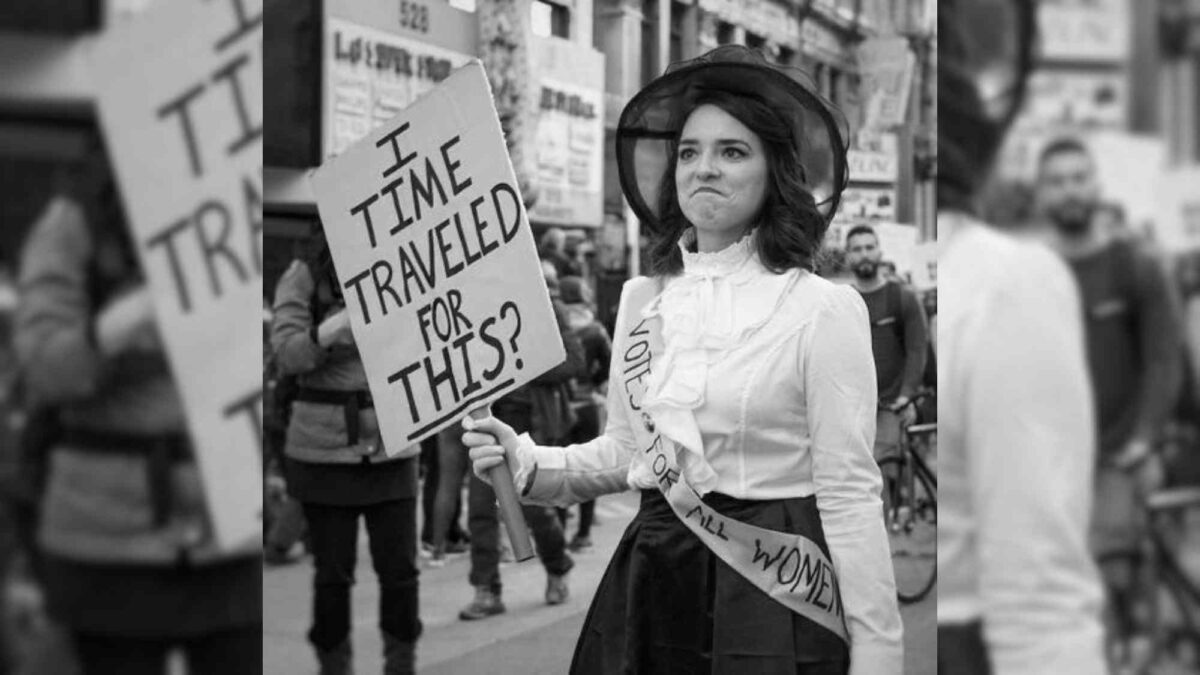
[270,260,325,375]
[800,285,903,674]
[522,280,647,506]
[15,198,106,404]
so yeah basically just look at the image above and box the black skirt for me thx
[571,490,849,675]
[40,555,262,638]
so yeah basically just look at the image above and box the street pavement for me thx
[265,488,937,674]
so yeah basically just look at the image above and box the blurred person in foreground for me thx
[463,45,902,674]
[271,231,421,674]
[844,224,929,511]
[12,134,261,674]
[1033,137,1186,640]
[937,1,1106,673]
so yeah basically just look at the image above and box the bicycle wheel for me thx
[879,455,937,604]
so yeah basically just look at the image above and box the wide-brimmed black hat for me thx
[616,45,850,235]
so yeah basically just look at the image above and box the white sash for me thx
[618,278,849,644]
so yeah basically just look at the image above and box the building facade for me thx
[593,0,935,277]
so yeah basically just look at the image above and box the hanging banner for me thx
[92,0,264,551]
[529,37,604,227]
[1038,0,1131,62]
[1088,132,1166,234]
[857,36,914,129]
[309,62,566,451]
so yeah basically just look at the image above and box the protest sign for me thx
[1155,167,1200,253]
[92,0,264,551]
[310,60,565,454]
[871,222,919,281]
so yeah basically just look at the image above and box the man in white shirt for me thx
[936,1,1107,673]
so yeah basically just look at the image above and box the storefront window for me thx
[716,21,735,45]
[745,32,765,54]
[531,0,570,38]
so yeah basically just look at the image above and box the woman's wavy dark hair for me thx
[647,89,828,277]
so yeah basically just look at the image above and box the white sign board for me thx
[324,16,474,160]
[870,222,919,280]
[848,131,899,183]
[92,0,264,550]
[1155,168,1200,253]
[310,62,565,451]
[1088,132,1166,233]
[1038,0,1131,62]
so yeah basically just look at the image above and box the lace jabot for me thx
[639,227,794,493]
[677,227,756,279]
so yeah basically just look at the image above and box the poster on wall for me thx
[324,16,473,160]
[857,37,915,129]
[531,79,603,226]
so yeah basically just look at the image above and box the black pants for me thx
[937,622,991,674]
[467,399,573,592]
[303,499,422,650]
[73,626,260,675]
[420,436,466,546]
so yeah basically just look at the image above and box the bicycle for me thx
[877,390,937,604]
[1099,425,1200,674]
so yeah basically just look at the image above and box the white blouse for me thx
[516,231,903,673]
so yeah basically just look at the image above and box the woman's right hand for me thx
[316,309,354,347]
[95,285,156,356]
[462,415,530,488]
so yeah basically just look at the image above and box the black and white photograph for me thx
[0,0,1196,674]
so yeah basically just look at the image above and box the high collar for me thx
[679,228,757,279]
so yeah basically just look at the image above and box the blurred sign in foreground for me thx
[310,61,564,454]
[91,0,265,550]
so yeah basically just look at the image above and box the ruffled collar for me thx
[636,226,795,494]
[678,227,756,279]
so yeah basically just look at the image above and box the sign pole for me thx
[470,405,535,562]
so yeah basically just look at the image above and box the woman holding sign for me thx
[462,46,902,674]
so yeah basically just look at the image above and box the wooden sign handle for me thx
[469,406,535,562]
